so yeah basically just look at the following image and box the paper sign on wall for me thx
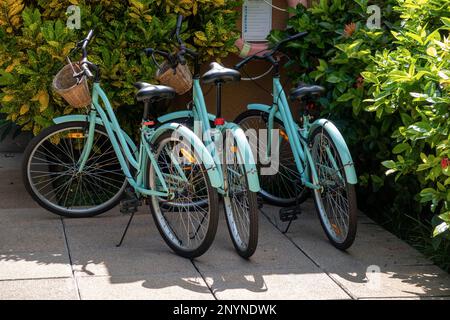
[242,0,272,42]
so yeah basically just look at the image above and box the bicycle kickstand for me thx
[116,188,141,247]
[280,181,303,234]
[282,217,294,234]
[116,211,136,247]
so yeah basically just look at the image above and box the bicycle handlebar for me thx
[234,31,308,70]
[144,48,170,59]
[70,29,98,80]
[144,15,200,72]
[276,31,308,48]
[78,29,95,57]
[81,63,94,78]
[175,15,183,44]
[84,30,94,46]
[235,54,263,71]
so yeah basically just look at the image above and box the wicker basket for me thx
[53,63,91,108]
[156,62,192,95]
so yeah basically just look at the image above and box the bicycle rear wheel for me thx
[148,131,219,259]
[22,121,127,217]
[235,109,308,206]
[309,128,357,250]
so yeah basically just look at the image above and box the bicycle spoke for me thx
[27,125,126,215]
[151,137,212,251]
[312,131,352,242]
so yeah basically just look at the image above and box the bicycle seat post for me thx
[142,100,150,121]
[215,81,223,119]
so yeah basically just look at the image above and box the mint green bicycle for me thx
[145,16,260,258]
[235,33,358,249]
[22,31,221,258]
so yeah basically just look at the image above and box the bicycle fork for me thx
[76,109,97,173]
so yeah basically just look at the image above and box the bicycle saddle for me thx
[134,82,176,102]
[289,84,325,100]
[201,62,241,84]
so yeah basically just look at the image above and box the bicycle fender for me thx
[247,104,283,121]
[310,119,357,184]
[150,122,222,189]
[53,115,138,155]
[222,122,260,192]
[158,110,216,123]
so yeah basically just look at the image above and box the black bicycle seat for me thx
[201,62,241,85]
[134,82,176,102]
[289,84,325,100]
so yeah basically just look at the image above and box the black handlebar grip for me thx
[176,15,183,34]
[144,48,154,56]
[234,61,244,70]
[288,31,308,42]
[235,56,251,70]
[144,48,171,60]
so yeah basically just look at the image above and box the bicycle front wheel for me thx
[148,131,219,259]
[223,132,258,259]
[309,127,357,250]
[22,121,127,217]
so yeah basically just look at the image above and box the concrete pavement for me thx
[1,152,450,300]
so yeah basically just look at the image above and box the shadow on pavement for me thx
[0,152,450,299]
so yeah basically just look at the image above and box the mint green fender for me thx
[159,111,260,192]
[222,122,260,192]
[53,114,138,155]
[157,110,216,123]
[150,122,222,189]
[310,119,357,184]
[246,104,357,185]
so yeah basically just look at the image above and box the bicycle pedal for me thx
[120,198,141,215]
[279,206,302,222]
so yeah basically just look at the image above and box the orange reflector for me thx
[332,224,341,236]
[67,133,84,139]
[180,148,195,163]
[230,146,238,153]
[280,130,289,141]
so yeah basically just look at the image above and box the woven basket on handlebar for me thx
[156,62,192,95]
[53,63,91,108]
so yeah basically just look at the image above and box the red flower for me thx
[344,23,357,38]
[442,158,449,169]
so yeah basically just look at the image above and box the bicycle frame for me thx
[246,77,357,189]
[158,78,260,194]
[271,77,320,190]
[53,82,222,198]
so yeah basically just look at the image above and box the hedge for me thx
[0,0,240,135]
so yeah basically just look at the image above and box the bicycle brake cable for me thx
[151,52,162,70]
[242,67,272,97]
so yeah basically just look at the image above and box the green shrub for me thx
[275,0,450,268]
[0,0,240,135]
[363,0,450,242]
